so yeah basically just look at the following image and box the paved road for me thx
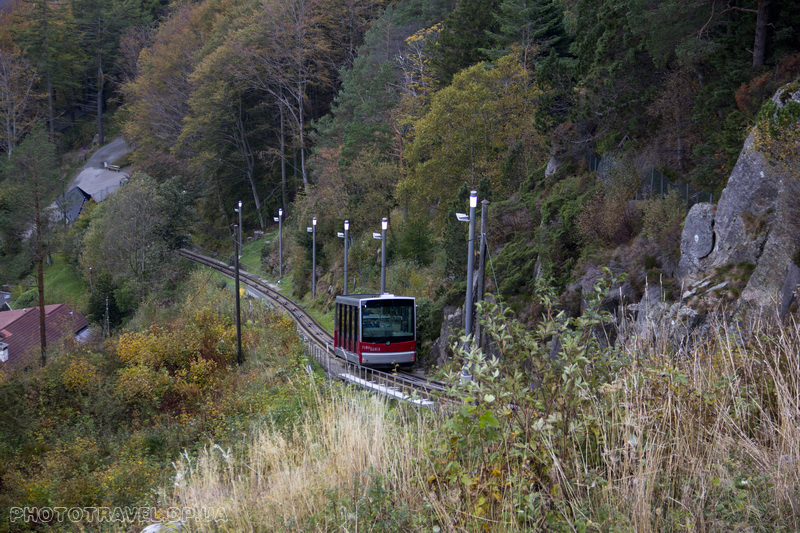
[69,137,133,201]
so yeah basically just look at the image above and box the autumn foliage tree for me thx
[400,54,545,218]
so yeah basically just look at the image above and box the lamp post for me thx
[456,190,478,347]
[236,201,242,258]
[337,220,349,295]
[89,266,93,296]
[465,191,477,344]
[273,208,283,279]
[381,218,388,294]
[373,218,388,294]
[307,217,317,298]
[475,199,489,347]
[234,224,243,365]
[455,191,478,381]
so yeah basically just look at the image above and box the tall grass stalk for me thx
[168,383,429,531]
[577,316,800,530]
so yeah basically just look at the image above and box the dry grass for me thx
[576,316,800,531]
[163,315,800,531]
[167,383,430,531]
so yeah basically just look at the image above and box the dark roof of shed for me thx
[0,304,89,367]
[55,187,92,223]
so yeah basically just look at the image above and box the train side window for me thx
[349,305,354,350]
[345,305,350,351]
[336,304,341,345]
[347,305,352,351]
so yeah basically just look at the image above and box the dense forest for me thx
[1,0,799,312]
[1,0,800,530]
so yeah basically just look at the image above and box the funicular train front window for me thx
[361,300,414,343]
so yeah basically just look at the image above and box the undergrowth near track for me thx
[168,274,800,532]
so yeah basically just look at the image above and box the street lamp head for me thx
[279,208,283,217]
[312,217,317,226]
[238,200,242,208]
[456,212,469,222]
[344,220,349,231]
[381,218,388,230]
[469,190,478,208]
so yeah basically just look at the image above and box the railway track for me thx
[177,248,447,406]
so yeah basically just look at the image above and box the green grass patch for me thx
[11,253,87,311]
[239,232,273,274]
[305,306,334,334]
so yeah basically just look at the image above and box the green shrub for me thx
[13,287,37,308]
[392,216,435,266]
[641,189,687,257]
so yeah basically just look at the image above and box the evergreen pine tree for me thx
[486,0,569,66]
[87,271,122,328]
[429,0,501,84]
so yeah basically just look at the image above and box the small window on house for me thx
[0,342,8,363]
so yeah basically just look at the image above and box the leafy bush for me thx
[13,287,37,308]
[577,190,640,247]
[431,270,627,525]
[392,215,435,266]
[641,189,687,257]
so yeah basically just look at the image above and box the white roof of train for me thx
[335,293,415,305]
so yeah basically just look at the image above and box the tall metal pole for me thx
[89,267,93,296]
[465,191,477,346]
[312,217,317,299]
[380,217,387,294]
[234,224,243,365]
[278,209,283,278]
[344,220,349,295]
[237,201,242,258]
[475,199,489,346]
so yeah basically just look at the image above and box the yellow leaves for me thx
[401,54,546,215]
[62,358,100,393]
[115,364,171,405]
[114,305,239,412]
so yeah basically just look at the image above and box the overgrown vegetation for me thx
[0,0,799,530]
[0,271,313,531]
[162,276,800,531]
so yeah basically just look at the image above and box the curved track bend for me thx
[177,248,446,407]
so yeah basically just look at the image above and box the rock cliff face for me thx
[678,86,800,316]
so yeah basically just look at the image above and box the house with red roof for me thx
[0,304,90,367]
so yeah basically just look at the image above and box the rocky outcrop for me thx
[545,155,561,177]
[141,522,184,533]
[677,85,800,317]
[623,285,708,350]
[677,203,715,278]
[430,304,462,365]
